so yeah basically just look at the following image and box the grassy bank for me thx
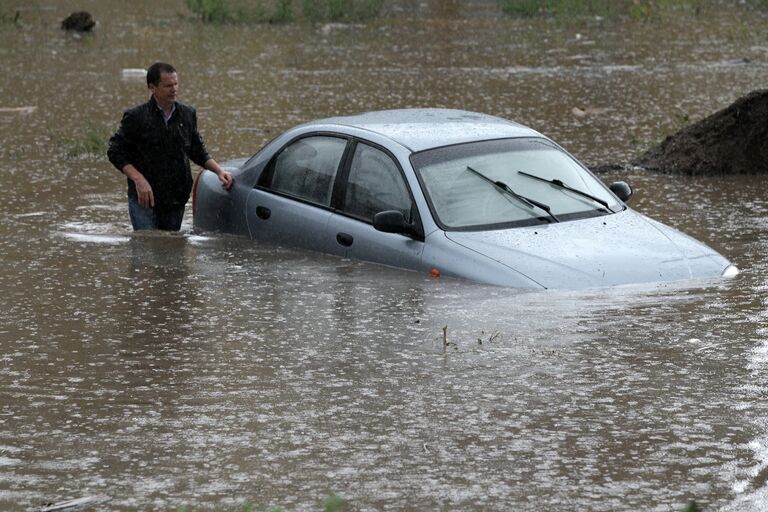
[185,0,768,23]
[66,125,109,160]
[495,0,768,19]
[185,0,383,23]
[496,0,704,19]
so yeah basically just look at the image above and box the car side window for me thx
[270,136,347,207]
[343,143,413,222]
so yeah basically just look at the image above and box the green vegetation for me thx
[186,0,229,23]
[323,495,346,512]
[185,0,294,23]
[434,326,505,352]
[302,0,383,22]
[176,495,346,511]
[184,0,768,24]
[66,125,109,159]
[270,0,295,22]
[243,0,295,23]
[174,495,699,511]
[0,8,21,25]
[186,0,239,23]
[438,325,458,352]
[495,0,705,19]
[185,0,383,23]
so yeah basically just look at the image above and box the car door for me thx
[246,135,348,251]
[327,140,425,270]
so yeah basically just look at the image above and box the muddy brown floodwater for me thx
[2,1,768,510]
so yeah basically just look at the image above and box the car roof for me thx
[304,108,543,153]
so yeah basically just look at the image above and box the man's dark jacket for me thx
[108,97,211,208]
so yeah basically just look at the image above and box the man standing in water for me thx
[108,62,233,231]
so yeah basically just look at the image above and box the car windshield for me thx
[411,137,623,230]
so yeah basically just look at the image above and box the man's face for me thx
[149,71,178,105]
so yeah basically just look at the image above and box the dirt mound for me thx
[633,90,768,175]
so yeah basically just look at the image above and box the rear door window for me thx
[269,136,347,207]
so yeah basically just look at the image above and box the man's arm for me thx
[185,108,233,191]
[203,159,233,190]
[107,111,137,173]
[122,164,155,208]
[108,109,156,207]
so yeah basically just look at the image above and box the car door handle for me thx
[336,232,354,247]
[256,206,271,220]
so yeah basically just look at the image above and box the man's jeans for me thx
[128,196,185,231]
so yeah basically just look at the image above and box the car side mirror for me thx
[373,210,420,238]
[609,181,633,202]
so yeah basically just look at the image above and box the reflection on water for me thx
[4,195,768,511]
[2,1,768,510]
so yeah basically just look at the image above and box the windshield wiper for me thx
[517,171,615,213]
[466,166,559,223]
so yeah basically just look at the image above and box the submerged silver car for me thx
[193,109,737,289]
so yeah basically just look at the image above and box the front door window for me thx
[343,143,413,222]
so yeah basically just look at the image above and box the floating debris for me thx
[121,68,147,80]
[235,126,271,134]
[36,494,110,511]
[572,106,612,118]
[572,106,587,118]
[61,11,95,32]
[0,106,37,114]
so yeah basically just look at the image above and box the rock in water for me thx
[61,11,95,32]
[633,90,768,175]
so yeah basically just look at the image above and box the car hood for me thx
[444,209,731,289]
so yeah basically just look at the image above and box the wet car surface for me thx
[193,108,736,288]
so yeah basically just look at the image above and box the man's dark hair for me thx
[146,62,176,87]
